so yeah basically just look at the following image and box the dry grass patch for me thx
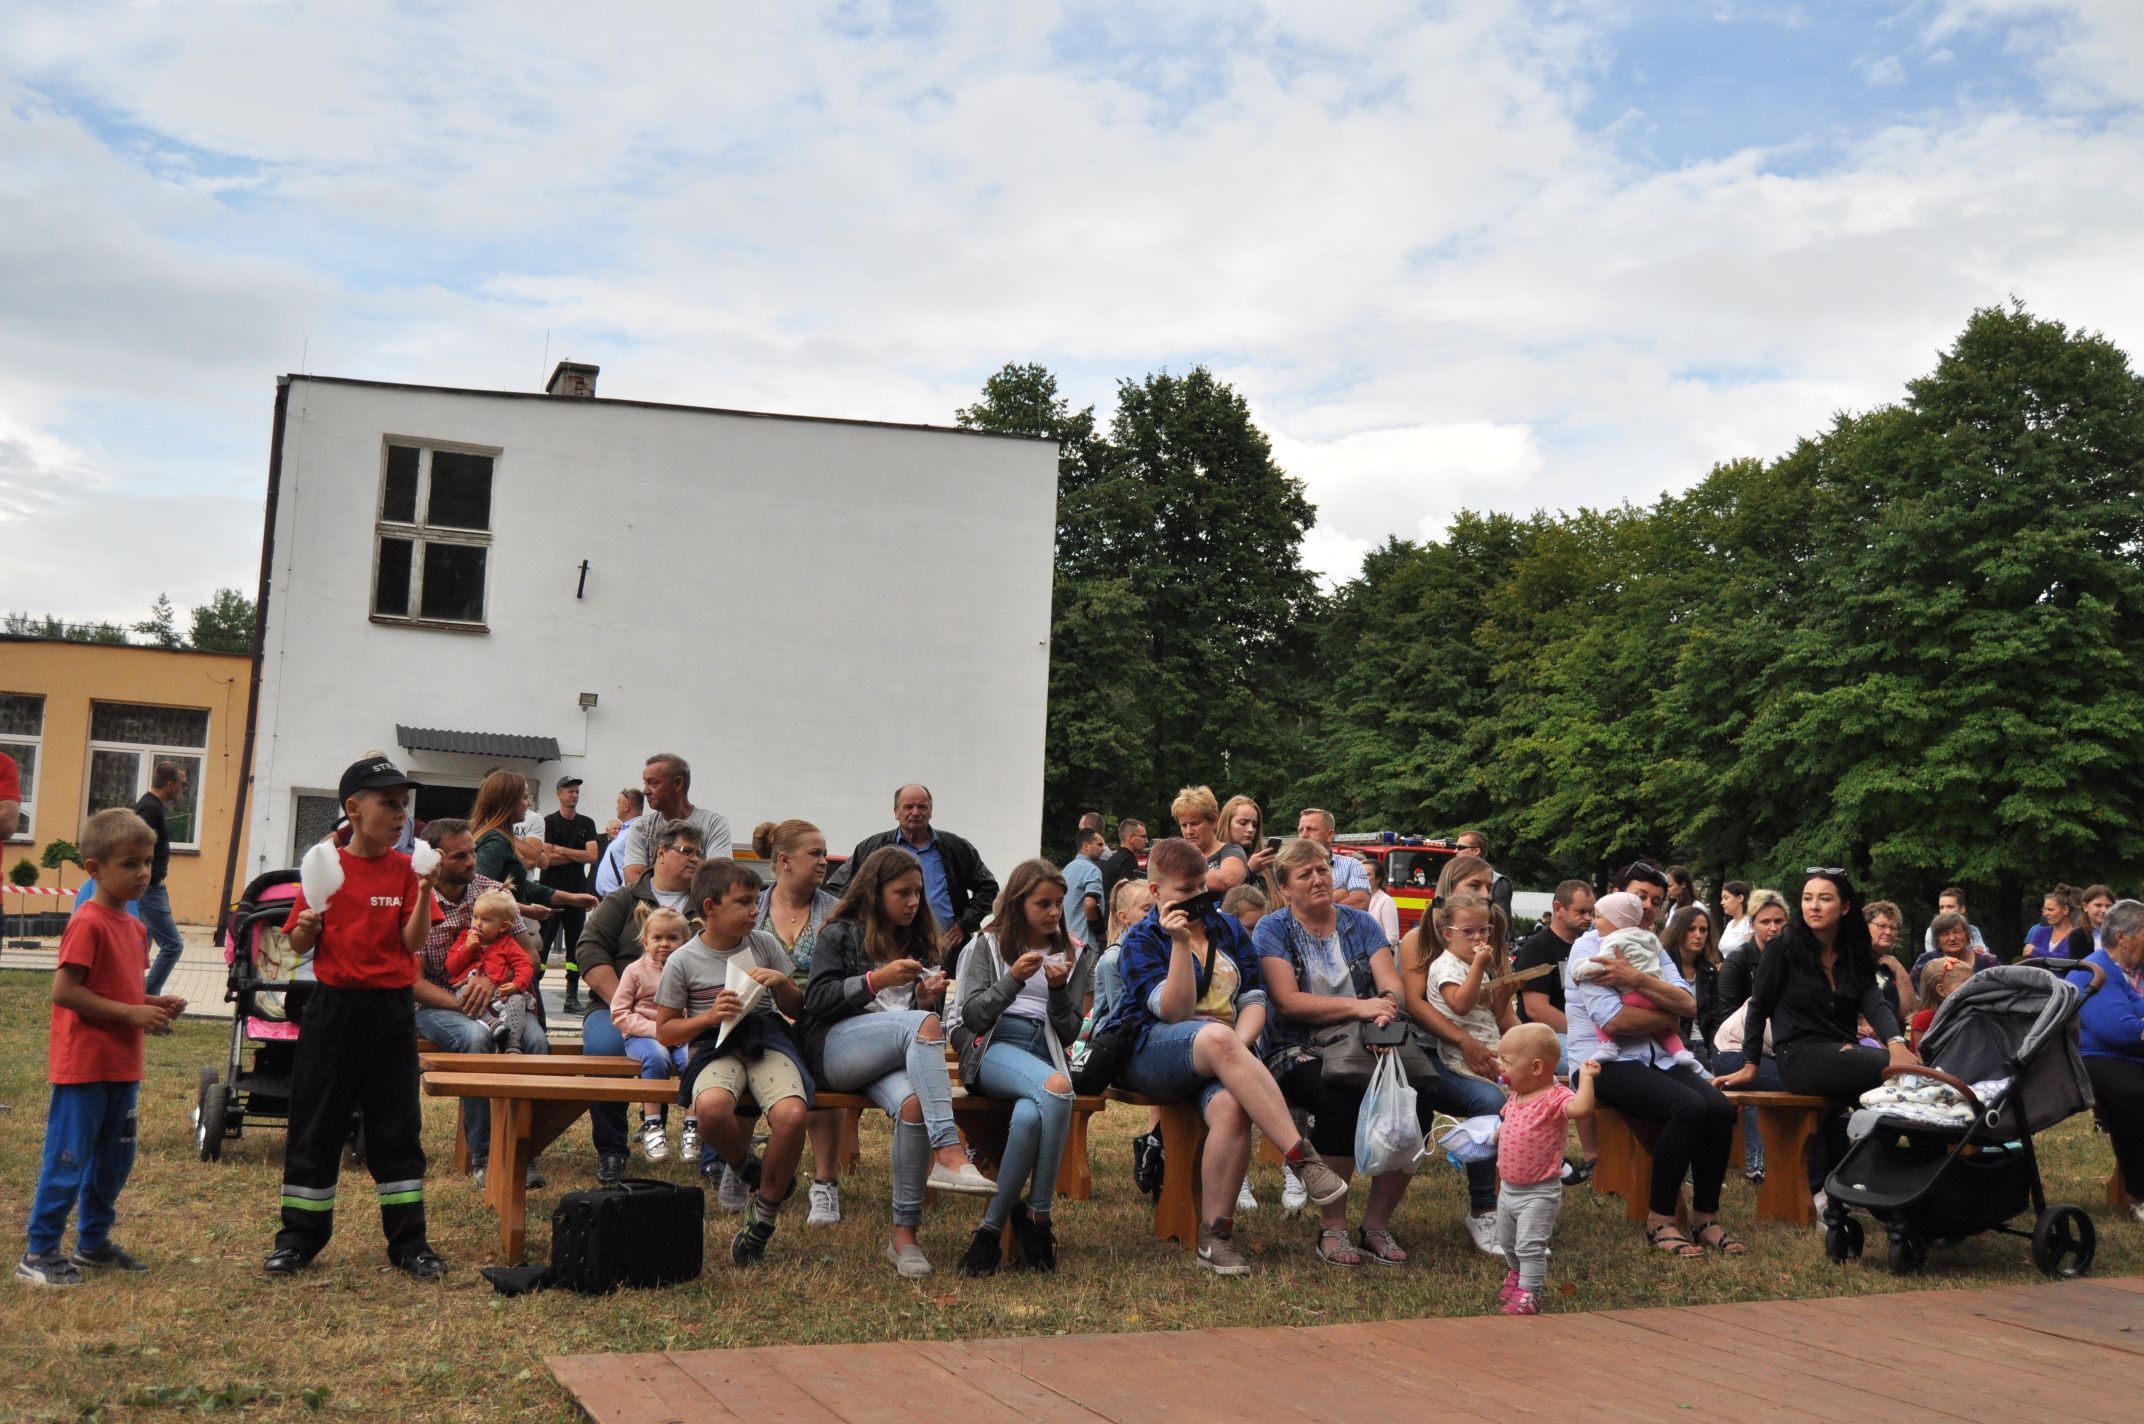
[1,973,2135,1420]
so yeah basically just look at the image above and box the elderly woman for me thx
[1254,838,1421,1268]
[1171,785,1249,894]
[2070,901,2144,1223]
[1862,901,1919,1029]
[1913,911,2000,1004]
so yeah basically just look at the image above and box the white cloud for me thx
[0,0,2139,621]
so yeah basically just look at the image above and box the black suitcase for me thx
[549,1177,703,1292]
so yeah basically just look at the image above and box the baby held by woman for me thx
[1571,892,1699,1069]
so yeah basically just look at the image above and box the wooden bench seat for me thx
[423,1070,1103,1264]
[1591,1090,1830,1227]
[421,1052,640,1173]
[1106,1089,1205,1249]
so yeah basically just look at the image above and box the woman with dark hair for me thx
[1719,880,1754,954]
[1718,869,1918,1214]
[799,845,994,1278]
[945,859,1093,1276]
[2084,885,2116,952]
[469,769,598,920]
[1661,904,1721,1063]
[2024,884,2095,962]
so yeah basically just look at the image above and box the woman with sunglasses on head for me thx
[1718,868,1918,1218]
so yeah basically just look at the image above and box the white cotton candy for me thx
[409,839,440,878]
[300,838,344,912]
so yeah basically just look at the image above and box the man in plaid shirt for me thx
[412,818,550,1185]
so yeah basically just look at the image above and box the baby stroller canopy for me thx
[1918,965,2093,1137]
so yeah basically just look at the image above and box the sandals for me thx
[1355,1227,1407,1266]
[1693,1221,1748,1256]
[1645,1222,1705,1259]
[1315,1229,1363,1268]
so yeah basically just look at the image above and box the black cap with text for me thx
[339,756,420,804]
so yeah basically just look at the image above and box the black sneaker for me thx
[1010,1204,1056,1273]
[70,1243,149,1273]
[1561,1157,1595,1186]
[1132,1129,1165,1200]
[261,1247,314,1276]
[16,1250,83,1287]
[730,1216,776,1266]
[561,994,584,1016]
[490,1019,512,1048]
[956,1227,1001,1278]
[595,1153,627,1187]
[396,1249,448,1281]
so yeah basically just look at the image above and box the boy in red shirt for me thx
[264,757,445,1279]
[19,808,186,1286]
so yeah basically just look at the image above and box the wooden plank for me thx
[1208,1325,1507,1424]
[666,1348,851,1424]
[1961,1282,2144,1356]
[747,1345,953,1424]
[966,1331,1261,1423]
[1355,1318,1662,1424]
[546,1352,732,1424]
[1836,1294,2144,1414]
[421,1052,641,1075]
[423,1072,682,1102]
[903,1340,1115,1424]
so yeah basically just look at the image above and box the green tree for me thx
[189,588,257,654]
[134,593,181,649]
[4,611,128,643]
[41,838,82,895]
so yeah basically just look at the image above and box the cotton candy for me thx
[409,839,440,878]
[299,838,344,913]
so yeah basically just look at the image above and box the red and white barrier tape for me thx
[3,885,76,897]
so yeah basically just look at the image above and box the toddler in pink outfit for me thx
[1571,892,1699,1069]
[1494,1022,1598,1315]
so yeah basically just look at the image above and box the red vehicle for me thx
[1332,833,1463,937]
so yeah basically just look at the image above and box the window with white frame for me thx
[372,440,495,627]
[0,692,43,841]
[84,702,209,848]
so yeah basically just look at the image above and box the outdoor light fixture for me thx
[578,692,599,710]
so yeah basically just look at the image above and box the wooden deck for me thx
[549,1276,2144,1423]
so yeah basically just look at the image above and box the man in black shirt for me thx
[136,760,188,995]
[540,776,601,1012]
[1098,817,1149,904]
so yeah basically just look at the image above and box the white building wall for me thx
[248,376,1057,883]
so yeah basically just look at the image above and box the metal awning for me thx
[395,725,560,761]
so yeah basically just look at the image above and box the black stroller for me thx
[194,868,321,1162]
[1822,962,2100,1277]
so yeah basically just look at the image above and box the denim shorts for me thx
[1120,1019,1228,1112]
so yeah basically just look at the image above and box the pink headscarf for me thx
[1594,891,1646,932]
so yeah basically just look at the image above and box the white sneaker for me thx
[2128,1202,2144,1226]
[1465,1211,1501,1257]
[1812,1190,1829,1223]
[678,1120,700,1161]
[927,1161,997,1195]
[807,1180,842,1226]
[718,1160,752,1213]
[1236,1176,1259,1213]
[1280,1163,1308,1214]
[639,1118,670,1164]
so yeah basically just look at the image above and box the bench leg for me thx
[1755,1106,1819,1226]
[453,1099,473,1175]
[489,1099,531,1264]
[1256,1130,1284,1167]
[2110,1169,2131,1210]
[839,1106,862,1171]
[1153,1103,1207,1249]
[1591,1108,1653,1223]
[1056,1109,1093,1201]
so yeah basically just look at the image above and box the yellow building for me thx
[1,638,252,924]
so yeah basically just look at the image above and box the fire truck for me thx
[1332,832,1465,937]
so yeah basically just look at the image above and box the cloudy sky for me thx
[2,0,2140,623]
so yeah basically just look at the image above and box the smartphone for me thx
[1265,836,1283,854]
[1363,1017,1410,1048]
[1171,889,1222,921]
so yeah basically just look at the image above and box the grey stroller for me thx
[1822,962,2100,1277]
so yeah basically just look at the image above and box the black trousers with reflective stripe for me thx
[275,984,429,1263]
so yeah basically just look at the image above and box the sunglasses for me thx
[1804,866,1848,878]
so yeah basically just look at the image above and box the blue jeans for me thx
[1119,1019,1230,1113]
[818,1010,958,1228]
[414,1004,550,1167]
[624,1036,692,1121]
[583,1004,629,1157]
[1710,1049,1780,1174]
[28,1081,138,1256]
[140,884,184,997]
[974,1017,1073,1230]
[1420,1070,1504,1213]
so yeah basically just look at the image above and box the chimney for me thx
[545,360,599,398]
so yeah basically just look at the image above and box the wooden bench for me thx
[1106,1089,1205,1249]
[1591,1091,1829,1227]
[419,1051,641,1174]
[422,1070,1104,1264]
[2112,1171,2133,1211]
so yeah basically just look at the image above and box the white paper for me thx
[299,839,344,914]
[714,955,767,1046]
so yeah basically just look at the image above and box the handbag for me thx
[1070,1012,1138,1095]
[1309,1021,1378,1090]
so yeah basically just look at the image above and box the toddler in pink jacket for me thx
[611,907,697,1164]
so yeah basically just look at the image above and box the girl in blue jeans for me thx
[945,859,1095,1277]
[799,847,995,1279]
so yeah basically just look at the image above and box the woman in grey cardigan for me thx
[945,859,1093,1277]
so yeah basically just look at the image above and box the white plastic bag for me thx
[1430,1110,1503,1165]
[1354,1051,1425,1176]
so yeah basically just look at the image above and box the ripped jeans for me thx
[818,1009,959,1227]
[974,1015,1074,1230]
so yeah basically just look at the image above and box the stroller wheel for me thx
[1824,1216,1864,1263]
[2031,1205,2095,1279]
[193,1066,218,1128]
[197,1084,228,1163]
[1886,1226,1926,1276]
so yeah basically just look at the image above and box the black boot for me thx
[1011,1204,1056,1273]
[956,1227,1001,1278]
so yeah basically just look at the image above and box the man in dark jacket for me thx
[828,784,998,967]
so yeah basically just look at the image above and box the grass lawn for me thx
[2,971,2135,1421]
